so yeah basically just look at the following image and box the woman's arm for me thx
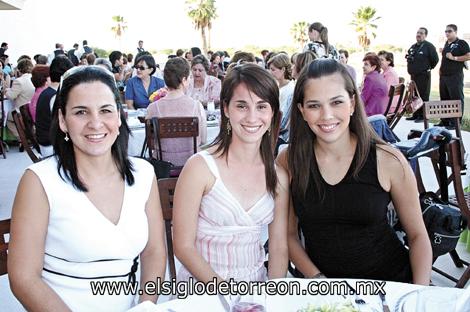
[377,145,432,285]
[173,155,223,283]
[124,81,136,110]
[267,166,289,279]
[139,177,167,303]
[197,102,207,145]
[8,170,71,311]
[275,150,322,278]
[125,99,135,110]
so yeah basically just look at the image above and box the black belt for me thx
[43,256,139,284]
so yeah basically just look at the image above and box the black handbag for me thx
[140,117,174,179]
[419,192,466,258]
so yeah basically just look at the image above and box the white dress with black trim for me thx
[28,156,154,312]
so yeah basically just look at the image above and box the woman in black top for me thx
[277,59,432,285]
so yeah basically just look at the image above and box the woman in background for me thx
[361,53,389,116]
[146,57,207,167]
[185,55,221,107]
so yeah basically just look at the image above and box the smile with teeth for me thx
[318,123,339,132]
[85,134,106,139]
[241,125,262,133]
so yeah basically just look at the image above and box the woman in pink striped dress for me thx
[173,64,289,283]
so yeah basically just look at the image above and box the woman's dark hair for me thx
[50,66,134,192]
[31,65,50,88]
[16,59,34,74]
[109,50,123,67]
[211,64,280,197]
[378,50,395,67]
[164,57,190,89]
[309,22,331,56]
[190,47,202,57]
[362,53,381,72]
[210,52,221,62]
[86,53,96,67]
[134,54,156,75]
[288,58,384,200]
[191,54,210,72]
[49,56,74,83]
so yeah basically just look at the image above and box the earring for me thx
[64,132,69,142]
[267,125,272,134]
[350,111,354,116]
[226,120,232,135]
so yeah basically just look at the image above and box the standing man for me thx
[67,43,80,66]
[0,42,8,56]
[82,40,92,54]
[137,40,145,53]
[405,27,439,121]
[438,24,470,128]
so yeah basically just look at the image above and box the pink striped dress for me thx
[177,150,274,282]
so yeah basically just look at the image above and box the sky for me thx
[0,0,469,64]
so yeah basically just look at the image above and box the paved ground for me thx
[1,118,469,310]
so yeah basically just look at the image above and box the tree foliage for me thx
[186,0,218,54]
[291,21,309,49]
[350,6,381,52]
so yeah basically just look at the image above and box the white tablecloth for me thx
[127,120,221,157]
[127,278,469,312]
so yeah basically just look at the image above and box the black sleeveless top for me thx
[292,144,412,282]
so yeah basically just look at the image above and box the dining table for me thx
[126,110,221,157]
[126,278,469,312]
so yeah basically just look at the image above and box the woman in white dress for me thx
[8,66,167,311]
[173,64,289,283]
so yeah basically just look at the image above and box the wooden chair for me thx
[0,219,11,276]
[157,178,178,280]
[389,82,417,130]
[0,94,6,159]
[12,111,41,163]
[153,117,199,177]
[408,100,470,288]
[383,83,405,129]
[19,105,40,149]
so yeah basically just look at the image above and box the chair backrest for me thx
[0,219,11,276]
[19,104,40,145]
[423,100,464,167]
[384,83,405,117]
[12,111,41,163]
[156,117,199,161]
[157,177,178,280]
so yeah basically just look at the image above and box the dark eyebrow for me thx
[70,104,115,110]
[305,95,346,104]
[233,100,268,104]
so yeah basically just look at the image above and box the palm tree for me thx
[111,15,127,49]
[291,21,310,50]
[186,0,217,54]
[350,6,381,52]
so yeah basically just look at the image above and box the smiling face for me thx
[59,81,121,159]
[224,82,273,146]
[297,73,355,146]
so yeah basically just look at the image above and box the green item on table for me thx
[460,229,470,253]
[297,301,359,312]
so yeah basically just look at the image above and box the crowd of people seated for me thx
[2,20,469,311]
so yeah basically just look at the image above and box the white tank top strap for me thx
[198,150,221,179]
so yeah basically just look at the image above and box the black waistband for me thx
[43,256,139,284]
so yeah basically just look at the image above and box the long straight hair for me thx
[50,66,134,192]
[309,22,331,56]
[211,64,280,197]
[288,59,384,200]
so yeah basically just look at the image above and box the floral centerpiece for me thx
[149,87,168,103]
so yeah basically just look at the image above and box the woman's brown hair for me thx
[288,58,384,200]
[211,64,280,197]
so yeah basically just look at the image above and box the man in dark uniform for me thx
[405,27,439,121]
[438,24,470,128]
